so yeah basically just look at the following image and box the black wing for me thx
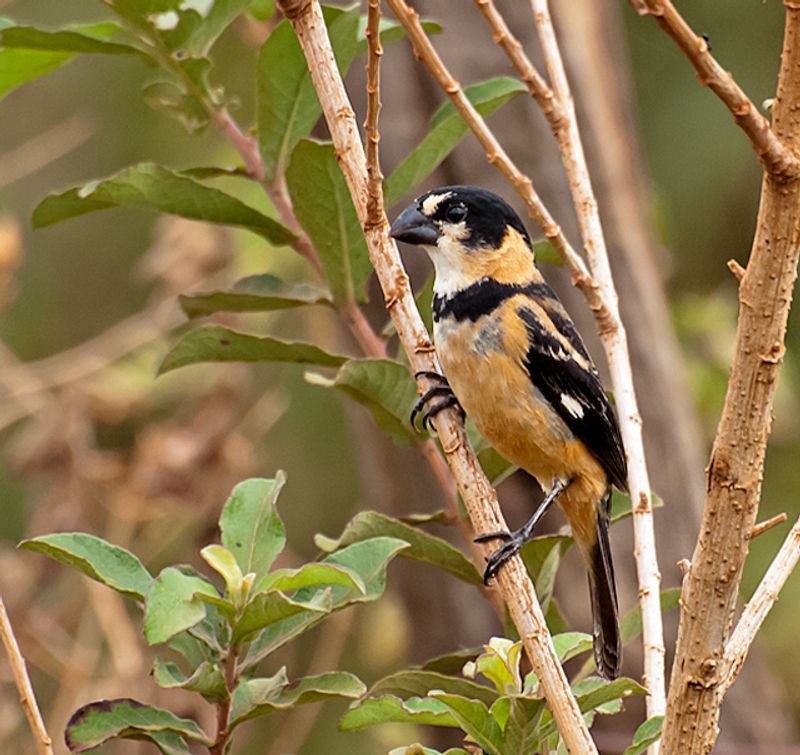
[518,303,628,491]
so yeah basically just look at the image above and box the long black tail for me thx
[587,503,621,679]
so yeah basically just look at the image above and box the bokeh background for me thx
[1,0,799,752]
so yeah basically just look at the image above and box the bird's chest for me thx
[434,314,573,483]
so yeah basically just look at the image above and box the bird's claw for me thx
[479,533,526,585]
[410,373,464,431]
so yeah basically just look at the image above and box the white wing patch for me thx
[560,392,585,418]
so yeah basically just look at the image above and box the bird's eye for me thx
[445,204,467,223]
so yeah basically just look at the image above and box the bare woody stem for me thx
[632,0,800,180]
[214,6,498,614]
[0,598,54,755]
[474,0,666,727]
[363,0,384,228]
[719,516,800,693]
[661,6,800,753]
[382,0,616,328]
[274,0,598,751]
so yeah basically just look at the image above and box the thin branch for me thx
[719,516,800,693]
[382,0,619,331]
[364,0,384,228]
[0,597,54,755]
[473,0,563,129]
[473,0,666,728]
[751,512,788,540]
[633,0,800,179]
[527,0,666,723]
[662,6,800,753]
[273,1,598,751]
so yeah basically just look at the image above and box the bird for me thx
[389,185,627,679]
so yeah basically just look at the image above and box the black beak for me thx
[389,205,439,246]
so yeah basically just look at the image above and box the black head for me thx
[389,186,532,250]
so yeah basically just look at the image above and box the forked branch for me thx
[274,0,598,750]
[632,0,800,179]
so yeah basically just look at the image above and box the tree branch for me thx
[719,516,800,693]
[0,597,54,755]
[473,0,666,728]
[273,0,598,750]
[632,0,800,179]
[364,0,384,229]
[661,6,800,753]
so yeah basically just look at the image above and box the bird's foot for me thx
[475,528,530,585]
[411,371,465,431]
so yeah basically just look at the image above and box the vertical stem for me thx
[528,0,666,729]
[0,598,54,755]
[274,2,598,751]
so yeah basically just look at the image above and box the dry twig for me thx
[273,1,597,751]
[719,516,800,693]
[474,0,666,726]
[632,0,800,179]
[0,597,54,755]
[382,0,613,324]
[527,0,666,722]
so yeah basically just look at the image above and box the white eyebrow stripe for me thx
[422,191,453,216]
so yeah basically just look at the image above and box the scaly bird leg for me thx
[476,478,569,585]
[411,371,465,430]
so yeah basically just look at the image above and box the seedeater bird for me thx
[389,186,627,679]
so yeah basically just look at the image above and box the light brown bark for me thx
[661,7,800,753]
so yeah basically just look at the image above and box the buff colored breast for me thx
[434,298,607,549]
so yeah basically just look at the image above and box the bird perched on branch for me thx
[390,186,627,679]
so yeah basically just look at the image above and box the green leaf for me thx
[180,274,332,318]
[32,163,294,246]
[257,7,360,180]
[340,696,457,731]
[532,239,563,266]
[314,510,482,586]
[551,632,593,664]
[498,696,546,755]
[220,476,287,581]
[307,359,419,445]
[577,677,647,715]
[0,22,145,100]
[465,638,522,696]
[240,591,333,671]
[231,670,365,727]
[152,659,228,703]
[158,324,348,374]
[65,698,210,753]
[368,670,497,708]
[520,534,572,610]
[421,648,483,676]
[384,77,526,207]
[286,140,372,305]
[258,563,366,595]
[231,590,328,643]
[19,533,151,600]
[430,693,503,755]
[317,536,409,607]
[623,715,664,755]
[242,538,407,671]
[144,567,218,645]
[0,23,147,57]
[160,0,250,56]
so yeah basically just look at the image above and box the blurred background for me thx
[1,0,799,752]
